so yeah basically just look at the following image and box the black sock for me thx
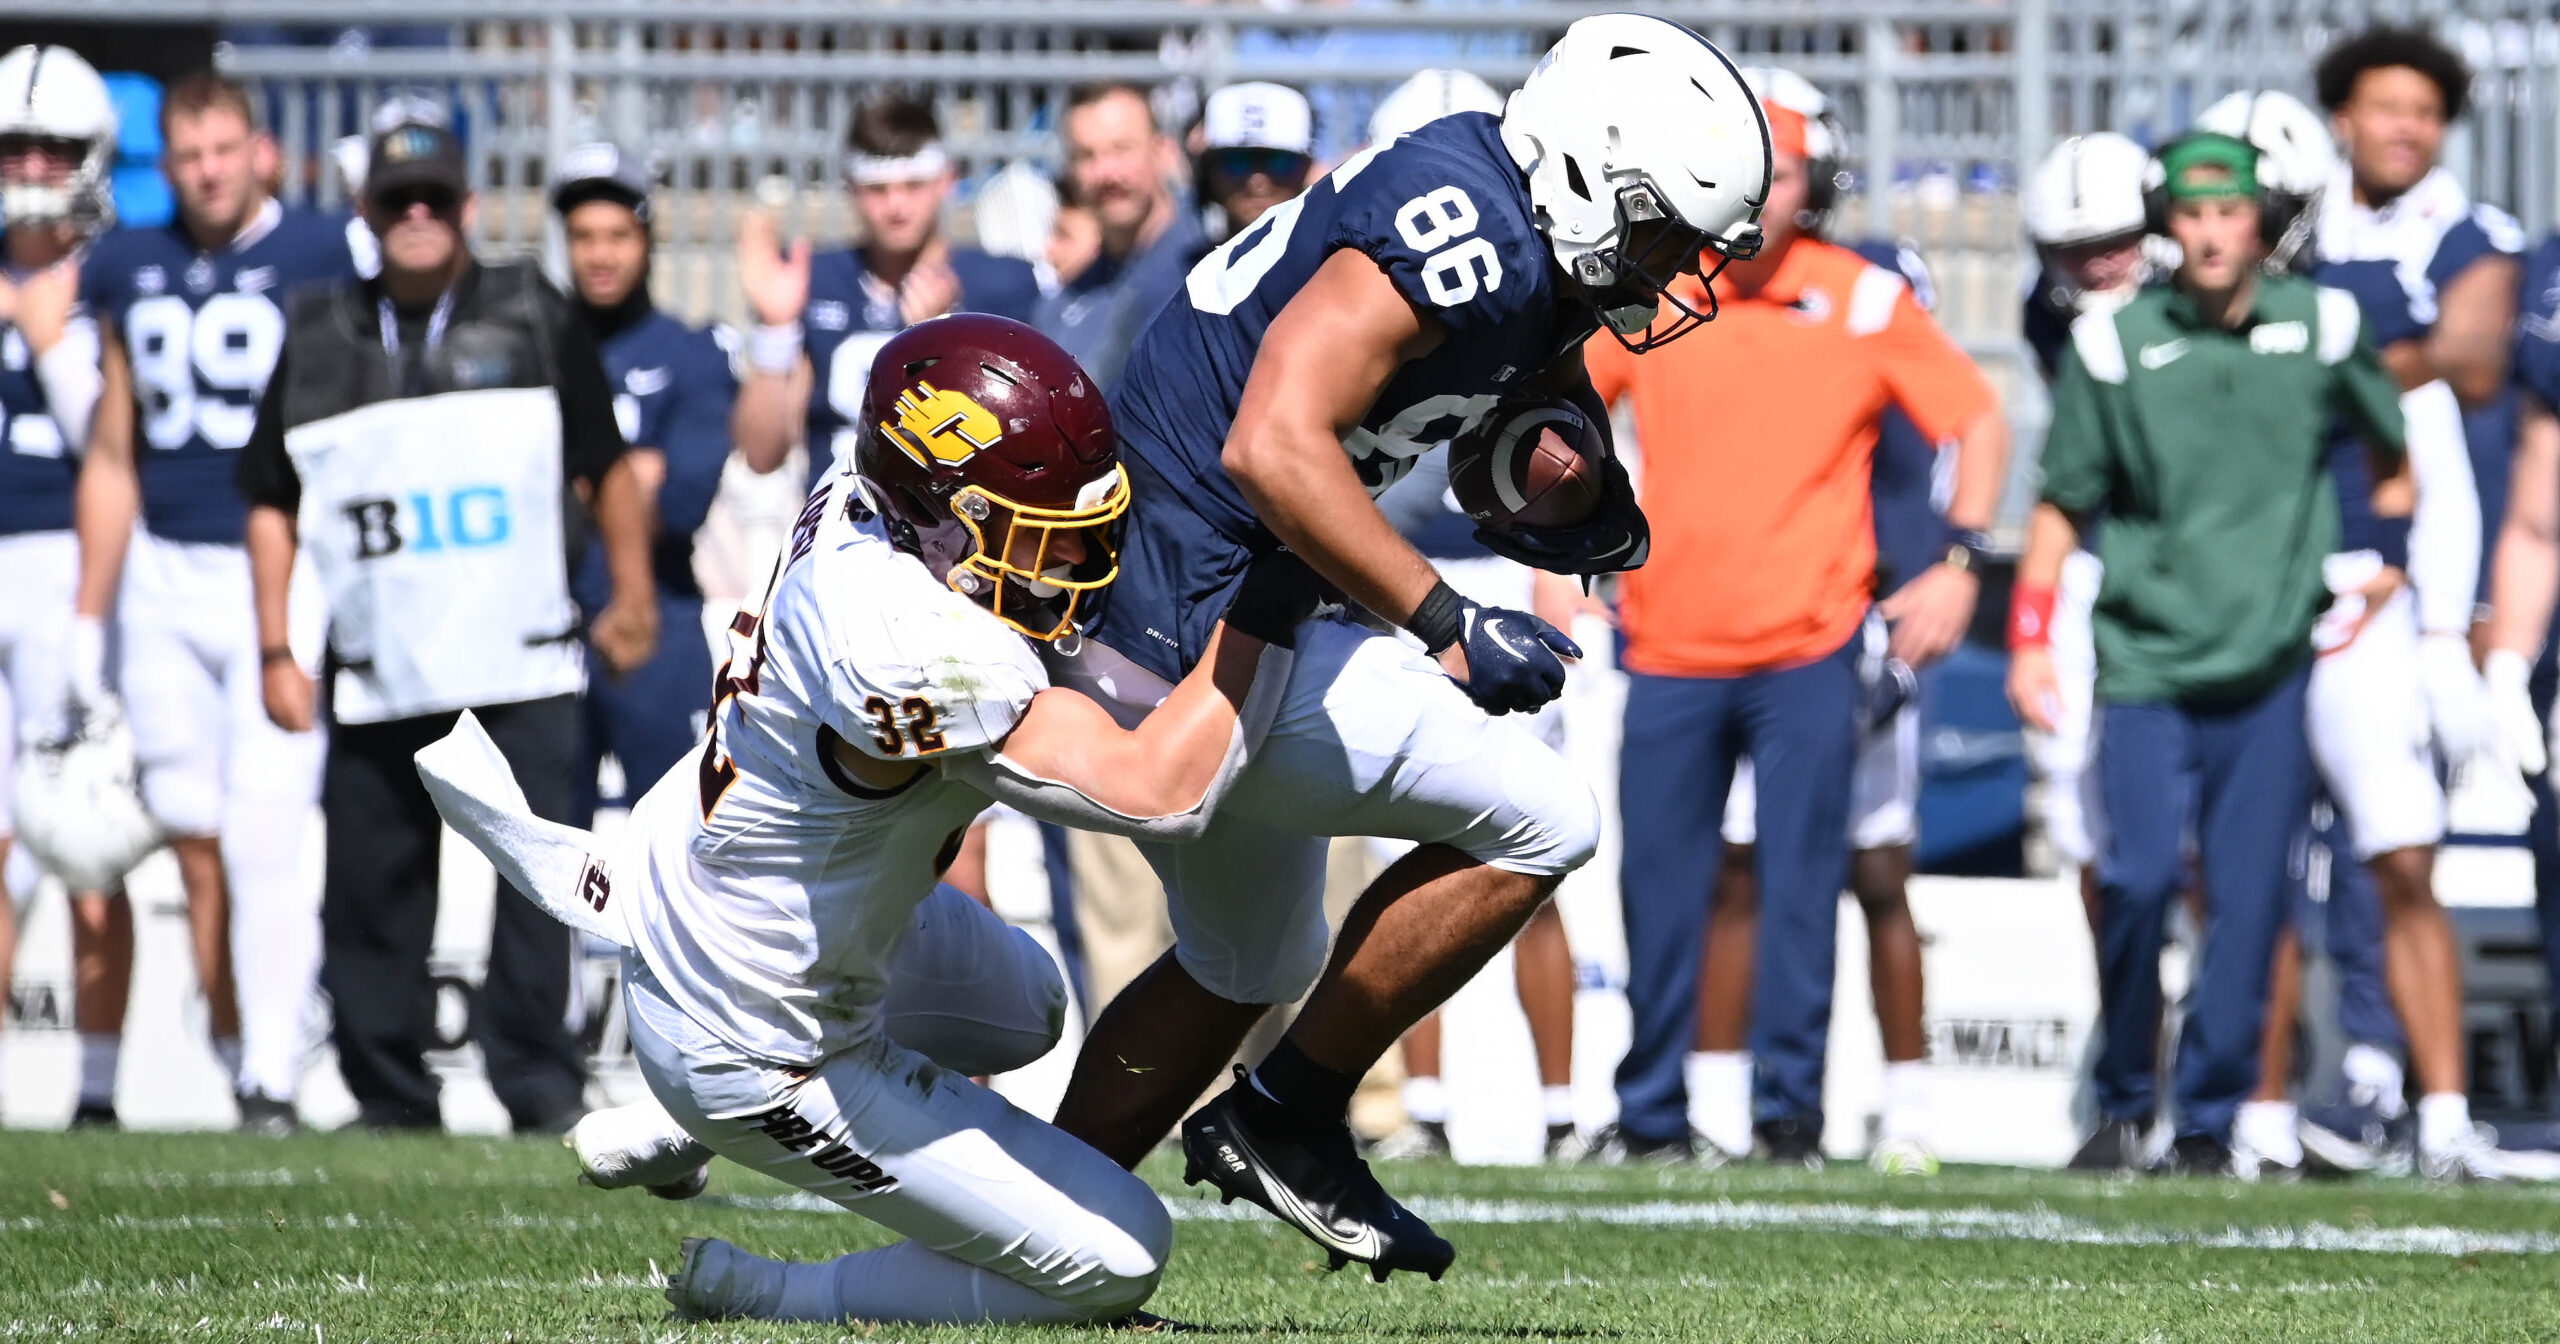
[1248,1038,1362,1129]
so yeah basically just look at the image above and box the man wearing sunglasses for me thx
[232,118,659,1137]
[1194,82,1315,245]
[74,71,369,1137]
[1032,15,1767,1282]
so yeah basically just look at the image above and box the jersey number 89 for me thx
[126,293,286,452]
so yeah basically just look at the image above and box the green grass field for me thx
[6,1129,2559,1342]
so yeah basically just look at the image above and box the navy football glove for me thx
[1407,580,1581,715]
[1471,456,1650,576]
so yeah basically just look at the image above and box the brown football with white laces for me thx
[1445,396,1605,533]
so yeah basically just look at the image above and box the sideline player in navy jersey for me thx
[73,72,362,1135]
[0,44,117,1122]
[730,92,1041,491]
[2486,233,2560,1140]
[2202,88,2528,1180]
[1037,15,1771,1278]
[548,145,742,824]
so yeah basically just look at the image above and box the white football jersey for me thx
[625,476,1050,1068]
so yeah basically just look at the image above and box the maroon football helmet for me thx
[853,313,1128,640]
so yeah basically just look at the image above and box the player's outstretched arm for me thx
[943,557,1317,840]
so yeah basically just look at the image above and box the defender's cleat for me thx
[1180,1066,1455,1282]
[665,1236,783,1321]
[571,1103,714,1200]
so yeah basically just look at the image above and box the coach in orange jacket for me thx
[1585,99,2008,1162]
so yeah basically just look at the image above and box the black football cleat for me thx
[1181,1066,1455,1283]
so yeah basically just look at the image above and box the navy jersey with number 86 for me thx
[1112,112,1586,548]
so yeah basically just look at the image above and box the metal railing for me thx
[24,0,2560,481]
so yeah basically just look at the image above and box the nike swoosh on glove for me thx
[1450,599,1581,715]
[1472,456,1651,576]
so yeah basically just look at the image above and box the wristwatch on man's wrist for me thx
[1940,529,1995,574]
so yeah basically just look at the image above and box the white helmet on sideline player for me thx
[12,702,161,892]
[2196,90,2336,272]
[1369,68,1503,145]
[2024,133,2151,314]
[2024,133,2149,248]
[1501,14,1772,351]
[0,45,118,235]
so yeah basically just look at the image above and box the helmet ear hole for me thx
[1563,155,1592,202]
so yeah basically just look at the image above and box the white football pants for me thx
[118,529,327,1099]
[626,884,1167,1325]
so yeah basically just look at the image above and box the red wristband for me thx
[2008,583,2057,650]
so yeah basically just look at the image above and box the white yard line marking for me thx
[1161,1195,2560,1257]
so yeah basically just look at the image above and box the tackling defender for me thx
[429,314,1307,1326]
[1038,14,1770,1277]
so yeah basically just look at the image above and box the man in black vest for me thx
[236,120,657,1132]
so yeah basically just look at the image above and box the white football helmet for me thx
[12,701,161,892]
[2196,90,2335,272]
[1502,14,1772,350]
[0,45,118,236]
[2024,133,2149,248]
[1369,68,1504,145]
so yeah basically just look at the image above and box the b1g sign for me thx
[341,486,513,561]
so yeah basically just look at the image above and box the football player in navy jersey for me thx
[2487,232,2560,1107]
[548,145,742,828]
[2205,88,2530,1181]
[72,72,363,1136]
[730,92,1041,492]
[1036,16,1770,1278]
[0,44,116,1125]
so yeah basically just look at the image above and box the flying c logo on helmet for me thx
[888,382,1003,467]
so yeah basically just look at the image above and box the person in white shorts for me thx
[0,44,115,1115]
[72,73,356,1132]
[424,315,1311,1327]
